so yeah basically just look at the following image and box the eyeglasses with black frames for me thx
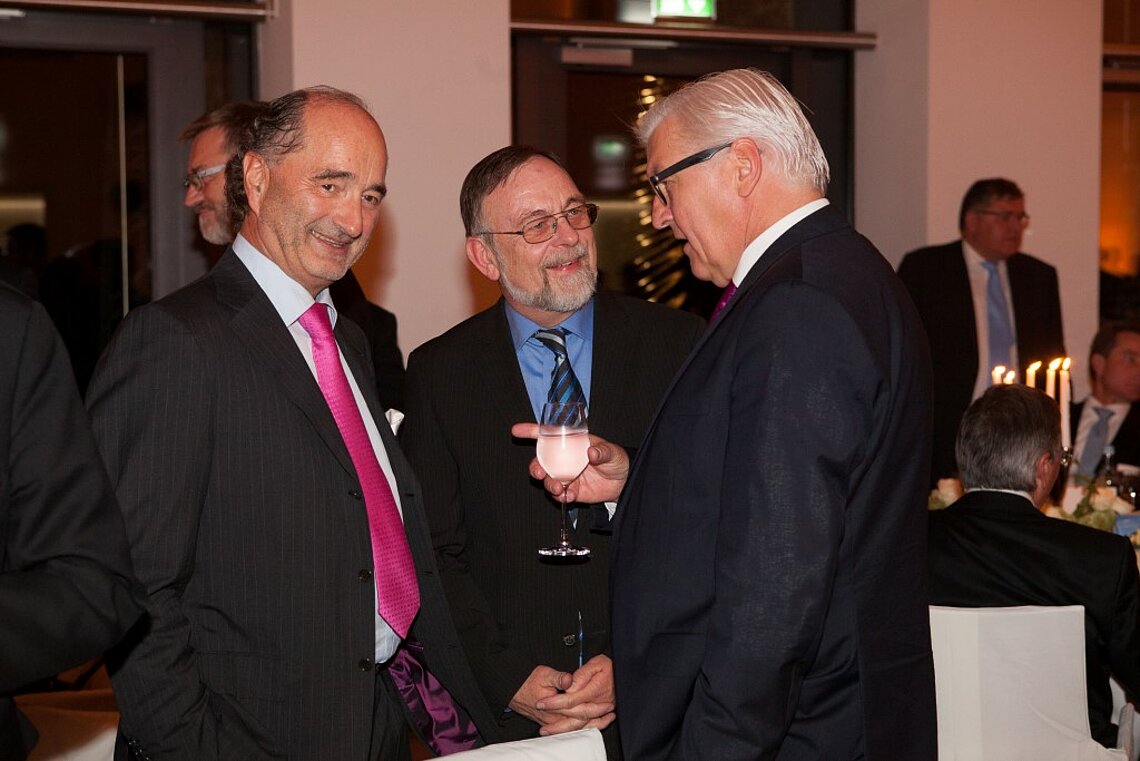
[649,142,733,206]
[183,163,226,191]
[973,208,1031,228]
[476,203,599,245]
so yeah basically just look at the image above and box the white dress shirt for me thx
[1074,396,1131,468]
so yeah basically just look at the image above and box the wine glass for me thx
[536,401,591,558]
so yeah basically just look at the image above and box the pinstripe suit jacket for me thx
[400,293,703,751]
[87,250,495,760]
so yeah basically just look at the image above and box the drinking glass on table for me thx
[536,401,591,558]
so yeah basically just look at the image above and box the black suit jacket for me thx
[400,292,703,750]
[928,490,1140,747]
[329,270,405,411]
[0,283,142,761]
[1072,399,1140,471]
[86,250,496,760]
[898,241,1065,480]
[611,206,937,760]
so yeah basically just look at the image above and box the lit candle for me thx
[1026,360,1042,389]
[1060,357,1072,450]
[1045,358,1062,400]
[991,365,1006,385]
[1003,370,1016,384]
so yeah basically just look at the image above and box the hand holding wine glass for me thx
[536,401,591,557]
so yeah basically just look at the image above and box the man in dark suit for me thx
[0,282,142,761]
[181,102,406,410]
[519,68,937,760]
[898,178,1065,481]
[399,146,703,755]
[88,87,495,760]
[929,383,1140,748]
[1072,321,1140,475]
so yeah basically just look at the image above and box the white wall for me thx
[259,1,1103,393]
[259,0,511,354]
[856,0,1103,395]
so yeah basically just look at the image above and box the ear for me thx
[466,236,501,282]
[1033,449,1060,505]
[243,151,268,217]
[730,138,764,198]
[1091,353,1106,382]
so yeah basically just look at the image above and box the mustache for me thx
[541,244,590,269]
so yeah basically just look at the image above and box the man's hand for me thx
[511,424,630,504]
[509,665,574,726]
[534,654,616,734]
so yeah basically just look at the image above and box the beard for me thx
[195,202,234,246]
[495,242,597,314]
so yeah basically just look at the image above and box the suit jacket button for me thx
[348,489,363,500]
[359,568,373,582]
[359,658,374,672]
[562,634,577,647]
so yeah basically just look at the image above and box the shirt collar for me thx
[504,297,595,352]
[1086,395,1131,416]
[731,198,830,286]
[962,239,1000,272]
[232,234,334,326]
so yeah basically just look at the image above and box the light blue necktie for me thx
[1079,407,1115,477]
[981,260,1014,374]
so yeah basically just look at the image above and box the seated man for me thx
[929,383,1140,748]
[1072,321,1140,476]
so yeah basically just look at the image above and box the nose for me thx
[650,196,672,230]
[333,199,365,238]
[549,213,581,246]
[184,183,201,208]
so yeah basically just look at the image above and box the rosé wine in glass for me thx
[537,401,591,558]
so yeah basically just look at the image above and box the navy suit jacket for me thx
[611,206,937,760]
[87,251,495,760]
[400,293,702,754]
[929,490,1140,747]
[898,241,1064,481]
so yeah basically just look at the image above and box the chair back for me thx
[441,728,606,760]
[929,604,1126,760]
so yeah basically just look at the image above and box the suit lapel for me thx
[477,300,538,425]
[215,251,357,480]
[948,242,979,367]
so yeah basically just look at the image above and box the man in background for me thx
[1072,321,1140,475]
[91,86,494,760]
[928,383,1140,748]
[899,178,1065,481]
[400,146,703,756]
[181,101,405,409]
[0,281,141,761]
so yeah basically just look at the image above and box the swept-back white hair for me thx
[637,68,830,196]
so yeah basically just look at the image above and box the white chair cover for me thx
[930,605,1126,760]
[442,728,605,760]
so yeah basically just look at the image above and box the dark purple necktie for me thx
[299,302,420,638]
[710,282,738,323]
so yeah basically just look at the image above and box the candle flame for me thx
[1061,357,1071,370]
[1003,370,1016,384]
[1027,360,1042,373]
[1048,358,1063,370]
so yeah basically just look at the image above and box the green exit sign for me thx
[652,0,716,19]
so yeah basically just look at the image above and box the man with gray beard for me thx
[399,146,703,758]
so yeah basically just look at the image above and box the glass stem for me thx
[560,483,571,545]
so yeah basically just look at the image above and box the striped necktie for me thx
[533,327,587,416]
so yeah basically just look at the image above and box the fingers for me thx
[511,422,540,441]
[538,710,617,735]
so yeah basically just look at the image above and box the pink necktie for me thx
[299,303,420,638]
[710,282,738,323]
